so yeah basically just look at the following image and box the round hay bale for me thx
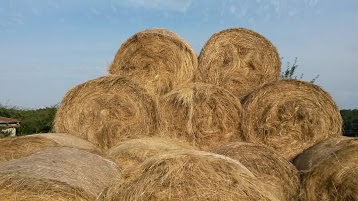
[292,136,358,201]
[40,133,102,152]
[213,142,300,201]
[0,133,101,163]
[242,79,343,159]
[0,146,121,201]
[109,28,198,97]
[98,149,279,201]
[158,82,244,150]
[107,137,195,169]
[197,27,281,100]
[53,75,160,150]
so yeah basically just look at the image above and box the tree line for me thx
[0,104,57,137]
[340,109,358,136]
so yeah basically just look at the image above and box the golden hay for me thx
[53,75,160,150]
[0,147,121,201]
[197,27,281,100]
[98,149,279,201]
[107,137,195,169]
[292,136,358,201]
[0,133,101,163]
[213,142,300,201]
[242,79,343,159]
[109,28,198,97]
[158,82,244,150]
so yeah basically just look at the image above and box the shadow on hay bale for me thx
[158,82,244,150]
[242,79,342,160]
[213,142,300,201]
[197,27,281,100]
[109,28,198,97]
[53,75,160,150]
[0,147,121,201]
[107,137,195,169]
[0,133,102,163]
[98,149,280,201]
[292,136,358,201]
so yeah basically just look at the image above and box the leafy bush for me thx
[0,104,57,135]
[340,109,358,136]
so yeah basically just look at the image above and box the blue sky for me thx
[0,0,357,109]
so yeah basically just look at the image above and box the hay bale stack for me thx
[98,149,279,201]
[0,147,121,201]
[214,142,300,201]
[292,136,358,201]
[53,76,160,150]
[109,28,198,97]
[158,82,244,150]
[0,133,101,163]
[197,28,281,100]
[107,137,195,169]
[242,79,342,159]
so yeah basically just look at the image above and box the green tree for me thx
[340,109,358,136]
[0,104,57,135]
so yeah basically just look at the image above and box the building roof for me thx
[0,117,21,124]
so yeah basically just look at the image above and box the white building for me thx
[0,117,21,137]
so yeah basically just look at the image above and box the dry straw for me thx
[158,82,244,150]
[107,137,195,169]
[0,147,121,201]
[0,133,101,163]
[109,28,198,97]
[242,79,342,159]
[98,149,279,201]
[292,136,358,201]
[214,142,300,201]
[197,27,281,100]
[53,76,160,150]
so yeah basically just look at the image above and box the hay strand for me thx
[292,136,358,201]
[158,82,244,150]
[242,79,342,159]
[98,149,279,201]
[0,133,101,163]
[53,75,160,150]
[107,137,195,169]
[197,27,281,100]
[0,147,121,201]
[214,142,300,201]
[109,28,198,97]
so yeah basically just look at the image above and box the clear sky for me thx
[0,0,357,109]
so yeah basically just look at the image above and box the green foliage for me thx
[0,104,57,135]
[281,57,320,83]
[340,109,358,136]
